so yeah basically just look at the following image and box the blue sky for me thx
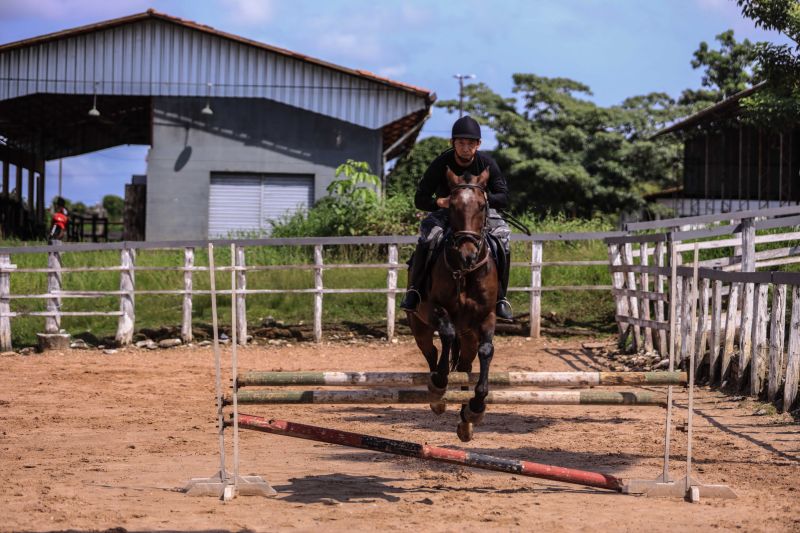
[0,0,793,205]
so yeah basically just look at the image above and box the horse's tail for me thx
[449,336,461,372]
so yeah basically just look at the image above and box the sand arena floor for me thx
[1,335,799,532]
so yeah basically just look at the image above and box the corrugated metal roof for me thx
[0,9,435,132]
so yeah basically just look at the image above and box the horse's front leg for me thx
[459,321,494,441]
[428,307,455,415]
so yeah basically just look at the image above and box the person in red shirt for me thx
[48,197,68,244]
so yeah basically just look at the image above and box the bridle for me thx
[443,183,491,292]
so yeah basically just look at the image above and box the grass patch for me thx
[1,216,618,346]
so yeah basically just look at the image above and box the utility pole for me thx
[453,74,475,117]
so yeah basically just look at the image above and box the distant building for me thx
[652,83,799,217]
[0,10,435,240]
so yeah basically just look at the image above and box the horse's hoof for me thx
[429,401,446,415]
[462,402,485,425]
[456,421,474,442]
[427,374,447,396]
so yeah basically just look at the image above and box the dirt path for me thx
[1,336,799,532]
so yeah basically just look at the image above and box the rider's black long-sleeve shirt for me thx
[414,149,509,212]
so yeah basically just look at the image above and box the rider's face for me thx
[452,138,480,163]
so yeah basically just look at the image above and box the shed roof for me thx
[653,82,765,137]
[0,9,435,159]
[0,9,435,102]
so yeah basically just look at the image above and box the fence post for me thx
[709,280,723,384]
[782,285,800,411]
[386,244,398,341]
[721,282,741,384]
[181,247,194,343]
[750,283,770,396]
[621,243,642,351]
[45,250,63,333]
[529,241,542,338]
[314,244,323,343]
[0,254,11,351]
[680,277,694,365]
[115,247,135,345]
[694,278,711,372]
[236,245,247,345]
[607,243,629,344]
[738,217,756,388]
[654,241,668,356]
[767,284,787,403]
[639,242,654,352]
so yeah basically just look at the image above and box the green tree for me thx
[437,75,686,218]
[270,160,417,237]
[679,29,757,106]
[736,0,800,127]
[102,194,124,221]
[387,136,451,197]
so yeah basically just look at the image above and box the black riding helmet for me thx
[451,116,481,140]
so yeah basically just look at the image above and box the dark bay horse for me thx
[407,167,498,442]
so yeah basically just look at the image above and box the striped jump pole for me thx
[237,414,625,492]
[229,389,665,406]
[238,370,686,388]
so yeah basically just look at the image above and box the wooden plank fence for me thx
[611,208,800,412]
[0,232,621,351]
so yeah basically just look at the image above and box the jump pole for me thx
[229,389,665,406]
[238,371,687,388]
[237,413,625,492]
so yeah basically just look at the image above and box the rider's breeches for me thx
[418,209,510,255]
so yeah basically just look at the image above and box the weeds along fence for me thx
[611,205,800,411]
[0,231,623,350]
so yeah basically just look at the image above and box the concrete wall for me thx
[145,97,383,241]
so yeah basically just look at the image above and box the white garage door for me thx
[208,173,314,238]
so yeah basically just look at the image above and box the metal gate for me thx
[208,173,313,237]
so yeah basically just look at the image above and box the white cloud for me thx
[377,65,407,78]
[695,0,729,11]
[0,0,148,20]
[219,0,274,26]
[315,31,382,62]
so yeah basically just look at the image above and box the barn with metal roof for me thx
[0,9,435,240]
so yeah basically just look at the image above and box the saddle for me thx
[410,231,505,300]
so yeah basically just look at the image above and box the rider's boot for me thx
[400,243,429,312]
[496,250,513,320]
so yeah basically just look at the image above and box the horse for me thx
[407,166,498,442]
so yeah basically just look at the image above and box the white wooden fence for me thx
[611,204,800,411]
[0,232,620,351]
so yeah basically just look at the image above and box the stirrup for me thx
[400,289,422,311]
[496,298,513,320]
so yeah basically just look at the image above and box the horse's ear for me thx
[445,166,462,188]
[476,167,491,188]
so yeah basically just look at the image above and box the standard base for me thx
[37,333,70,352]
[184,470,277,500]
[624,475,737,501]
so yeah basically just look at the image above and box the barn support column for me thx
[27,167,34,214]
[2,160,8,198]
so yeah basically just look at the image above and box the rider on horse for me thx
[400,115,513,320]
